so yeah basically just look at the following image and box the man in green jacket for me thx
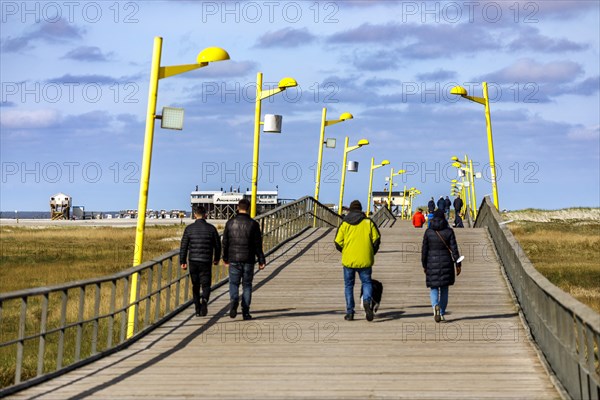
[335,200,381,321]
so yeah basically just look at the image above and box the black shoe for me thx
[200,299,208,316]
[344,313,354,321]
[364,300,374,322]
[243,313,253,321]
[434,305,441,323]
[229,301,239,319]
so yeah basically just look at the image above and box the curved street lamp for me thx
[250,73,298,217]
[366,158,389,217]
[314,108,353,202]
[338,137,369,215]
[128,37,230,338]
[386,168,406,213]
[451,155,478,218]
[450,82,499,209]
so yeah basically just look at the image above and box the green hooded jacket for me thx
[334,211,381,268]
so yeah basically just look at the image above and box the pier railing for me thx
[0,196,340,395]
[475,196,600,399]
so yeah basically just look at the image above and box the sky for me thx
[1,0,599,212]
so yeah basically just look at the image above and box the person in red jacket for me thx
[412,208,426,228]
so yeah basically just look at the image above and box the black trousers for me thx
[189,261,212,313]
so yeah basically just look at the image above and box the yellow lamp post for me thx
[450,82,499,209]
[314,108,354,202]
[127,37,230,338]
[366,158,390,216]
[451,155,478,218]
[338,137,369,215]
[386,168,406,213]
[409,188,421,218]
[250,73,298,217]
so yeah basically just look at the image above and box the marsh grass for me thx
[509,221,600,313]
[0,225,188,293]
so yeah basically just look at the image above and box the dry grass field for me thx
[0,225,196,293]
[509,220,600,313]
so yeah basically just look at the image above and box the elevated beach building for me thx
[190,188,279,219]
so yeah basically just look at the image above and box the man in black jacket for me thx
[222,199,266,320]
[427,197,435,213]
[180,205,221,317]
[453,195,463,215]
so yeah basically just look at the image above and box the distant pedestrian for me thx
[427,210,435,228]
[412,208,426,228]
[222,199,266,320]
[445,196,452,219]
[422,209,462,322]
[453,195,463,216]
[180,205,221,317]
[437,196,446,213]
[454,212,464,228]
[427,197,435,213]
[334,200,381,322]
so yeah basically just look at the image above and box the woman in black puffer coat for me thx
[422,209,462,322]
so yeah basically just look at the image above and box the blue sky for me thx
[1,0,599,212]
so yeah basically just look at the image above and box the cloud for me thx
[483,59,583,84]
[1,20,84,52]
[509,27,588,53]
[182,60,258,78]
[329,23,500,65]
[62,46,113,62]
[0,109,61,128]
[416,69,457,81]
[352,49,402,71]
[562,76,600,96]
[328,22,402,44]
[255,28,316,48]
[46,73,141,85]
[567,125,600,141]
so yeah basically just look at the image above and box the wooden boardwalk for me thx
[10,222,560,399]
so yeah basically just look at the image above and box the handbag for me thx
[434,230,458,266]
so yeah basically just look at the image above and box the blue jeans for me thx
[229,262,254,313]
[430,286,449,315]
[343,267,372,314]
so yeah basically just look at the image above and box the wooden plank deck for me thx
[10,222,560,399]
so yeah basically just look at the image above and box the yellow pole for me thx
[338,137,349,215]
[409,191,414,219]
[469,157,478,218]
[314,108,327,202]
[127,36,162,338]
[366,157,375,217]
[387,168,394,211]
[313,108,327,226]
[250,72,263,218]
[483,82,499,209]
[403,185,407,219]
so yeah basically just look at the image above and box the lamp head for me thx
[278,77,298,90]
[452,162,462,168]
[339,112,354,121]
[357,139,369,146]
[197,47,230,63]
[397,169,406,174]
[381,159,390,166]
[451,156,459,161]
[451,179,457,183]
[450,86,468,96]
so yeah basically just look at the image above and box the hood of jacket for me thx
[344,210,366,225]
[429,216,449,231]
